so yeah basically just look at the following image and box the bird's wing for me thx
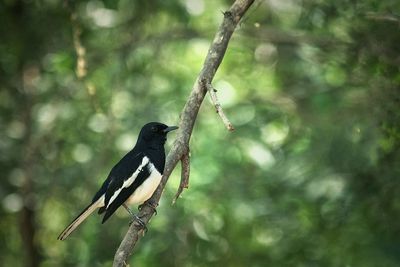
[104,152,148,208]
[101,167,155,223]
[101,152,154,223]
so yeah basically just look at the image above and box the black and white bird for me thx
[58,122,178,240]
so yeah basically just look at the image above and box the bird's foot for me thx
[138,200,158,215]
[129,214,148,233]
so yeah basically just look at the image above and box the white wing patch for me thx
[107,156,150,208]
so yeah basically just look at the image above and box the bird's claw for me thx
[129,214,148,233]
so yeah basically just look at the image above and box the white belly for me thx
[125,168,162,205]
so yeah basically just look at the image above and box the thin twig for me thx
[365,12,400,23]
[172,151,190,204]
[65,0,102,112]
[204,81,235,131]
[113,1,255,266]
[65,0,87,78]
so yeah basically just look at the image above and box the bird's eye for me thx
[151,126,158,132]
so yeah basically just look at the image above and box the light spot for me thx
[115,133,136,151]
[306,175,346,200]
[88,113,108,133]
[36,103,58,128]
[324,64,346,87]
[208,213,224,231]
[254,43,277,64]
[111,91,134,119]
[3,193,23,213]
[8,168,26,187]
[231,104,255,126]
[214,80,237,107]
[261,121,289,147]
[189,39,209,58]
[184,0,204,16]
[311,9,325,28]
[86,1,118,28]
[255,228,283,247]
[111,91,133,119]
[234,202,255,223]
[350,125,362,143]
[6,121,25,139]
[267,0,302,26]
[72,144,92,163]
[193,219,209,240]
[247,143,275,168]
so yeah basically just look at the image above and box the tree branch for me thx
[204,81,235,131]
[172,151,190,204]
[113,1,255,266]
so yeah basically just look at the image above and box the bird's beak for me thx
[163,126,179,133]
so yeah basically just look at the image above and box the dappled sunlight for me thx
[193,219,210,241]
[261,121,289,147]
[2,193,23,213]
[184,0,205,16]
[1,0,399,266]
[233,202,256,223]
[254,227,283,247]
[111,91,134,119]
[230,103,255,126]
[267,0,302,26]
[35,103,59,129]
[246,142,276,168]
[188,39,210,63]
[88,113,109,133]
[214,80,237,107]
[72,144,93,163]
[8,168,26,187]
[306,175,346,200]
[86,1,119,28]
[115,133,137,151]
[254,42,278,65]
[6,120,25,139]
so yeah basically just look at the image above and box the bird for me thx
[58,122,178,240]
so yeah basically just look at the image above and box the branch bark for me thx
[172,151,190,204]
[205,81,235,131]
[113,0,255,266]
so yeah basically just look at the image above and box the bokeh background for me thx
[1,0,400,266]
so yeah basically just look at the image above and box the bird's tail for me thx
[57,196,104,240]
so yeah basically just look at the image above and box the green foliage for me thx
[0,0,399,266]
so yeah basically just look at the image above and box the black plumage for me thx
[58,122,178,240]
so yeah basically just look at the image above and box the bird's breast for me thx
[125,165,162,205]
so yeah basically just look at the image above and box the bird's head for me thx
[137,122,178,148]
